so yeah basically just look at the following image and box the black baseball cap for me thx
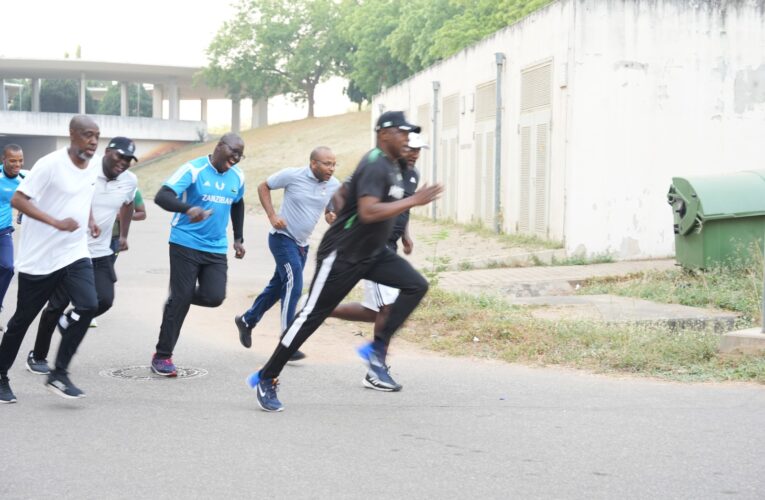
[106,136,138,161]
[375,111,421,134]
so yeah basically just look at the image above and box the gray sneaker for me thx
[0,376,16,403]
[363,349,402,392]
[45,372,85,399]
[26,351,50,375]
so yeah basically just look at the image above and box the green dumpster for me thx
[667,170,765,269]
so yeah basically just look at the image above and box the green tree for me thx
[10,79,97,113]
[337,0,410,99]
[385,0,460,72]
[336,0,551,97]
[204,0,348,118]
[98,83,152,117]
[343,80,368,110]
[430,0,553,61]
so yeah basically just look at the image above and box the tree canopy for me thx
[205,0,552,112]
[203,0,347,118]
[98,83,152,117]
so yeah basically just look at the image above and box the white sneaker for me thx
[89,318,98,328]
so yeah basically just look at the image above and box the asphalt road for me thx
[1,207,764,499]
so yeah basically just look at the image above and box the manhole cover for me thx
[100,365,208,381]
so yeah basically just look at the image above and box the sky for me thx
[0,0,237,65]
[0,0,352,126]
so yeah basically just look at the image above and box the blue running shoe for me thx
[254,373,283,412]
[246,370,261,389]
[356,342,374,365]
[363,349,402,392]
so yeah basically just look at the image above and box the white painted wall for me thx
[566,0,765,258]
[373,0,765,259]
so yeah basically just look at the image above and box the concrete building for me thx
[0,58,269,164]
[372,0,765,259]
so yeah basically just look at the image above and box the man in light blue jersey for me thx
[234,146,340,360]
[151,133,246,377]
[0,145,25,324]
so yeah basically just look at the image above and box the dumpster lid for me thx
[671,170,765,220]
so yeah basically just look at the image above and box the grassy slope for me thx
[133,111,372,208]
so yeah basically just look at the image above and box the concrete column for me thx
[167,80,179,120]
[152,84,163,119]
[231,96,241,134]
[251,97,268,129]
[79,73,87,114]
[31,78,41,112]
[0,79,7,111]
[120,82,128,117]
[200,98,208,123]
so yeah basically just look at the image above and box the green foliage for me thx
[420,228,450,285]
[203,0,348,117]
[337,0,553,97]
[430,0,552,61]
[98,83,152,117]
[10,79,97,113]
[337,0,411,98]
[579,264,763,326]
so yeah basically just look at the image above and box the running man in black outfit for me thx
[248,111,442,412]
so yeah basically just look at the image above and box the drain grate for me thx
[100,365,208,381]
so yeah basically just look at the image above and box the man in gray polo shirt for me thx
[235,146,340,360]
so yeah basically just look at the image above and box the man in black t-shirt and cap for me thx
[247,111,443,412]
[328,131,429,357]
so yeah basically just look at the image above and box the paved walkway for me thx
[438,258,678,296]
[2,210,764,499]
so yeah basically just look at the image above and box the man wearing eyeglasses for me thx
[234,146,340,361]
[150,133,246,377]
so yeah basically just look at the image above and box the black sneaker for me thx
[235,315,253,349]
[26,350,50,375]
[289,350,306,362]
[0,376,16,404]
[45,372,85,399]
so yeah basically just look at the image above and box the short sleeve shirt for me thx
[317,148,405,262]
[388,163,420,249]
[0,166,24,230]
[89,166,138,258]
[164,155,245,254]
[267,166,340,246]
[15,148,99,275]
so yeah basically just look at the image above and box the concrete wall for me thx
[373,0,765,259]
[0,110,206,166]
[565,0,765,258]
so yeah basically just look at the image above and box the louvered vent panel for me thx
[519,126,531,233]
[521,63,552,111]
[442,94,459,129]
[534,124,549,236]
[475,82,496,122]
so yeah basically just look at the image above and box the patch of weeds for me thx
[402,287,765,383]
[579,263,762,324]
[458,260,475,271]
[550,251,615,266]
[413,215,563,250]
[420,229,450,285]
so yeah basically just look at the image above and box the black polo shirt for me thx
[318,148,405,263]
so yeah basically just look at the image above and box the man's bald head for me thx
[69,115,98,133]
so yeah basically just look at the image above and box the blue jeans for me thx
[243,232,307,331]
[0,228,14,311]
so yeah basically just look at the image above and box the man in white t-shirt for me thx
[0,115,101,404]
[26,137,139,377]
